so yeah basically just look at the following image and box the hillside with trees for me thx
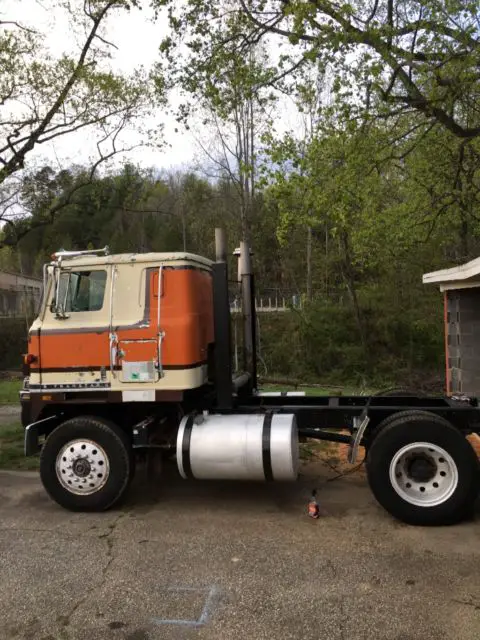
[2,0,480,388]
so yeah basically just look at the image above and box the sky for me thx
[2,0,198,173]
[1,0,306,181]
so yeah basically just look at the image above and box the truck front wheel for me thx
[40,416,132,512]
[366,411,479,525]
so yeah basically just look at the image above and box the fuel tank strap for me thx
[262,412,274,481]
[181,414,195,479]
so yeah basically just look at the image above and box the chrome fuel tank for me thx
[176,413,298,481]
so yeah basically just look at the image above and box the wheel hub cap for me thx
[406,455,436,483]
[56,439,110,495]
[72,458,91,477]
[389,442,458,507]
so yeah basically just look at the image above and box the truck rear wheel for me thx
[366,411,479,525]
[40,416,132,512]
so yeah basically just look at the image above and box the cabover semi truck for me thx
[20,230,480,525]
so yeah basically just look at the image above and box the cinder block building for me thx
[424,257,480,397]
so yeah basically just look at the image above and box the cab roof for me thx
[50,251,213,270]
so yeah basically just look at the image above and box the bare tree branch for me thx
[0,117,141,248]
[0,20,38,34]
[0,0,119,184]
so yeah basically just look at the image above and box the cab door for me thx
[113,265,164,384]
[38,265,112,386]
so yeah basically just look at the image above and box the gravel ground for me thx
[0,404,21,426]
[0,458,478,640]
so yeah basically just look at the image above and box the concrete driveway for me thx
[0,460,478,640]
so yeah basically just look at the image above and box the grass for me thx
[0,378,22,404]
[262,384,378,396]
[0,379,31,469]
[0,421,39,470]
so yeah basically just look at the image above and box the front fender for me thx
[24,415,59,456]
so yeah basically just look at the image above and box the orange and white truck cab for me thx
[26,247,214,402]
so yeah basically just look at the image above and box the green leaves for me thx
[155,0,480,139]
[0,1,161,188]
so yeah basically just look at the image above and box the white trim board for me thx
[423,256,480,288]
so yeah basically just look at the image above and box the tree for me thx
[156,1,278,241]
[0,0,162,246]
[156,0,480,140]
[0,157,448,383]
[0,164,222,271]
[288,64,328,300]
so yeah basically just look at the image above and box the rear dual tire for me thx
[366,411,479,525]
[40,416,132,512]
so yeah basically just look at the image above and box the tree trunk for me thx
[306,226,312,301]
[182,210,187,252]
[340,231,369,361]
[459,210,469,261]
[324,224,329,295]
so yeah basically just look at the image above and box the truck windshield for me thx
[54,270,107,313]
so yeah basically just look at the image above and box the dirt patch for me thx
[467,434,480,457]
[301,438,366,476]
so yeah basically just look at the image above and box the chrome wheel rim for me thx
[389,442,458,507]
[56,439,110,495]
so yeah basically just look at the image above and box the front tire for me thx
[40,416,132,512]
[366,411,479,525]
